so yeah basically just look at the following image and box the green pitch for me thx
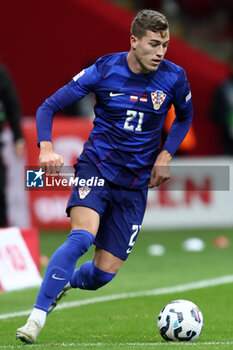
[1,227,233,349]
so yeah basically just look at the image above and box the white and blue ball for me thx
[157,299,203,341]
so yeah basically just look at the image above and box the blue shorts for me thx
[66,157,148,260]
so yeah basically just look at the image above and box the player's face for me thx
[130,30,170,73]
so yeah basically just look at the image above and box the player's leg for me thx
[45,184,147,314]
[42,185,147,342]
[33,206,99,311]
[47,246,123,315]
[16,206,99,344]
[16,157,110,343]
[69,247,124,291]
[69,185,148,292]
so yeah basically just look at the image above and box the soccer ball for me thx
[157,299,203,341]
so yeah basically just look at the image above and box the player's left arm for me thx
[163,68,193,156]
[148,149,172,188]
[149,69,193,188]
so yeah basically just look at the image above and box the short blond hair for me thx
[131,9,169,38]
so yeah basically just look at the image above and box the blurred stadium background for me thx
[0,0,233,293]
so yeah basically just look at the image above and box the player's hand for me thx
[39,141,64,174]
[148,150,172,188]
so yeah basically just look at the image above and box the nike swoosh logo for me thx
[109,92,125,97]
[126,248,132,254]
[52,274,66,281]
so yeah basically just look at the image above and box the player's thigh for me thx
[93,247,124,274]
[94,186,148,261]
[70,206,100,237]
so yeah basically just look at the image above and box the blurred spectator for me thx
[0,64,25,226]
[111,0,233,61]
[211,53,233,155]
[112,0,162,11]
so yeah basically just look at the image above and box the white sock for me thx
[65,281,71,290]
[28,308,47,327]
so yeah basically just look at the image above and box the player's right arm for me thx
[36,60,103,173]
[36,85,73,173]
[36,82,80,173]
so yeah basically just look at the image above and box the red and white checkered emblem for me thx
[78,186,91,199]
[151,90,166,110]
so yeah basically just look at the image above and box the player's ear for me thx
[130,35,137,50]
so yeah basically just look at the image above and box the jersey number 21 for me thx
[124,110,144,132]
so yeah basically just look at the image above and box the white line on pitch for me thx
[1,274,233,320]
[1,342,233,348]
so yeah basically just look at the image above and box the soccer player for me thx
[16,9,193,343]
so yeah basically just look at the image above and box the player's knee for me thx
[66,230,95,257]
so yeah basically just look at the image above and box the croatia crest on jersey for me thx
[78,186,91,199]
[151,90,166,110]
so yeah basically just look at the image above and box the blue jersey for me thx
[37,52,193,188]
